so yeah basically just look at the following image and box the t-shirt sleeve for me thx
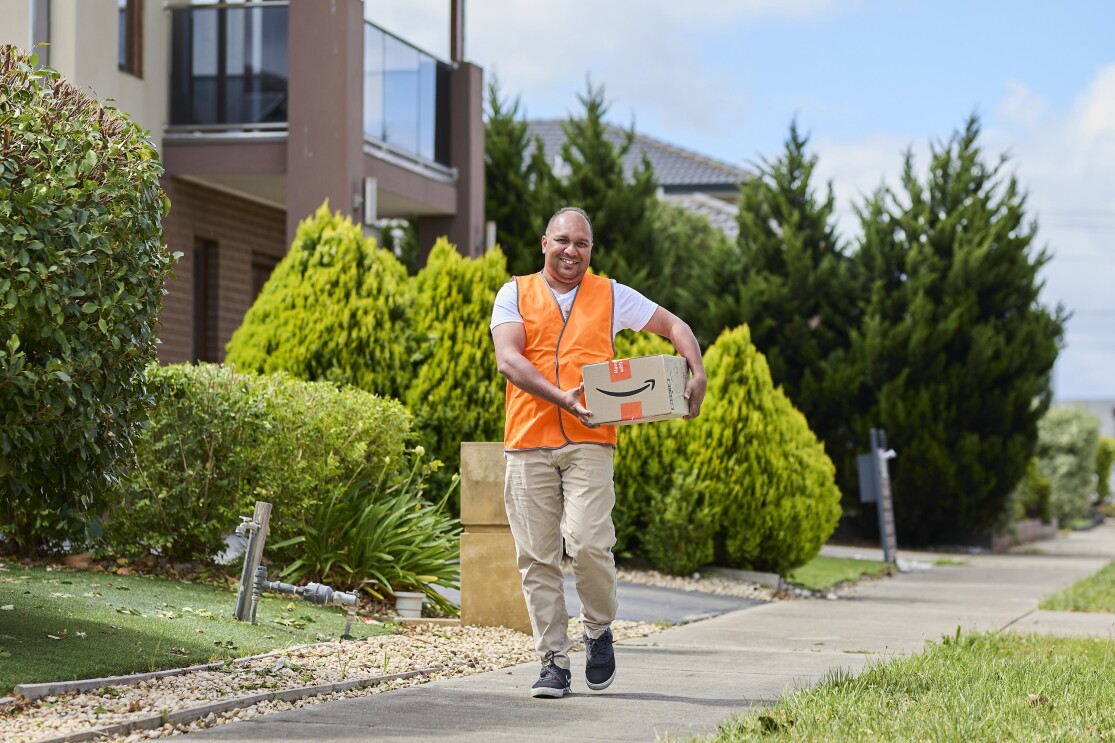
[490,280,522,330]
[612,280,658,333]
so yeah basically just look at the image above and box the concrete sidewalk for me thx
[188,523,1115,742]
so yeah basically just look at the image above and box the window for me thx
[118,0,143,77]
[251,252,279,300]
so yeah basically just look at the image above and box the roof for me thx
[525,119,752,196]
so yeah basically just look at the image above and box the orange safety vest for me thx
[504,272,617,450]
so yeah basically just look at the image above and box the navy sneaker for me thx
[531,653,572,698]
[584,628,616,690]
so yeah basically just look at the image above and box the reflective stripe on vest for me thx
[504,272,616,450]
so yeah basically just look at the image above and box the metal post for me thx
[233,500,272,622]
[871,429,898,564]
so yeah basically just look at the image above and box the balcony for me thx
[167,3,452,168]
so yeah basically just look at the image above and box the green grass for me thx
[1040,560,1115,612]
[708,631,1115,741]
[784,556,893,591]
[934,557,967,566]
[0,563,395,694]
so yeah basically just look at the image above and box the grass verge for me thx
[785,556,892,591]
[708,631,1115,741]
[0,563,395,694]
[1039,560,1115,612]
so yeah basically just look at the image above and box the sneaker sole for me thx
[585,669,616,691]
[531,686,571,698]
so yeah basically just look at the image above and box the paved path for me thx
[188,523,1115,742]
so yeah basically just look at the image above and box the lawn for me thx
[708,631,1115,741]
[1039,559,1115,612]
[785,555,893,591]
[0,563,394,694]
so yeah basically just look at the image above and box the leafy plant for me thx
[105,363,411,563]
[641,469,716,577]
[0,45,177,554]
[272,447,462,616]
[1095,436,1115,504]
[224,203,413,402]
[688,325,841,575]
[1034,406,1100,524]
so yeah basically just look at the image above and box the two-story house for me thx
[1,0,485,364]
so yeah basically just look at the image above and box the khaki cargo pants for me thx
[503,444,618,670]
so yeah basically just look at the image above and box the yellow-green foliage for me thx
[224,204,411,400]
[612,329,684,555]
[688,325,841,575]
[406,241,509,504]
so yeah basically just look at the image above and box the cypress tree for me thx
[853,115,1067,545]
[484,78,556,278]
[725,122,859,500]
[555,81,658,284]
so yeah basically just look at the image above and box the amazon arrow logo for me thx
[595,379,655,398]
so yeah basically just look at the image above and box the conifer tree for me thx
[555,81,659,284]
[724,122,859,496]
[484,78,556,278]
[224,203,412,401]
[853,116,1067,544]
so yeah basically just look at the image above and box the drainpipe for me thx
[30,0,49,66]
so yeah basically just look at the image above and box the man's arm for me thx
[492,322,594,426]
[641,307,707,419]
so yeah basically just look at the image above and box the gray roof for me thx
[526,119,752,197]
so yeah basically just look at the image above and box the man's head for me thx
[541,207,593,289]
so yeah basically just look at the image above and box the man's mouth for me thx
[560,257,578,266]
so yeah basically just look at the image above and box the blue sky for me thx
[366,1,1115,402]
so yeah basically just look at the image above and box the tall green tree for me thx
[723,122,859,494]
[853,115,1067,545]
[484,78,557,278]
[555,81,659,284]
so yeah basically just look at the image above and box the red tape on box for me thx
[609,359,631,382]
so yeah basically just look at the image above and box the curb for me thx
[31,666,440,743]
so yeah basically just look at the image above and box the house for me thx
[0,0,485,364]
[525,119,751,239]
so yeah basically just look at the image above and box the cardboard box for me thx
[582,355,690,426]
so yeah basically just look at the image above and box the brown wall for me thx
[159,177,287,364]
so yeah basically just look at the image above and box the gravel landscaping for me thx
[1,567,774,742]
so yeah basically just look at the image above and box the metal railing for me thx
[363,21,451,167]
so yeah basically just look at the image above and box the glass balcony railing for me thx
[363,21,451,167]
[169,2,289,129]
[167,5,452,168]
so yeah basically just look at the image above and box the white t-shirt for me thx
[490,277,657,338]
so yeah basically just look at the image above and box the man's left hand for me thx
[683,374,706,419]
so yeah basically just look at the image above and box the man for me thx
[490,206,706,698]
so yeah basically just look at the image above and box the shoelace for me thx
[586,633,613,659]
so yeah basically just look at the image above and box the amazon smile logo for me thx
[595,379,655,397]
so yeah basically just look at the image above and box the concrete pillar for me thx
[459,442,530,634]
[286,0,365,246]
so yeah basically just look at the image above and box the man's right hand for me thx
[560,382,595,427]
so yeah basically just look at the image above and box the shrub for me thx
[272,447,461,615]
[1095,436,1115,505]
[1010,457,1052,524]
[104,363,411,562]
[224,204,412,401]
[0,46,176,555]
[688,325,841,575]
[641,469,716,576]
[611,329,684,556]
[406,241,508,507]
[1035,407,1100,524]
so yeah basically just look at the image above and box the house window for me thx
[251,252,280,300]
[193,238,219,363]
[118,0,143,78]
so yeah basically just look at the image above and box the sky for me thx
[363,0,1115,402]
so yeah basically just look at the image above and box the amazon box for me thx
[582,355,690,426]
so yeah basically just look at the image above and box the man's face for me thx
[541,213,592,288]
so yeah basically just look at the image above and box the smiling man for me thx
[490,206,707,698]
